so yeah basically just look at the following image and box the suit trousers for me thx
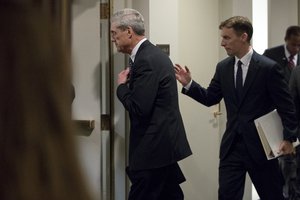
[126,163,185,200]
[280,146,300,200]
[219,134,284,200]
[296,146,300,199]
[279,154,297,199]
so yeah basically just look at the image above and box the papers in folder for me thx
[254,110,299,160]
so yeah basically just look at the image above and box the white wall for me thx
[177,1,220,199]
[71,1,101,199]
[268,0,298,47]
[149,0,179,61]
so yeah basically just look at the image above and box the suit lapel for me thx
[129,40,150,88]
[238,52,260,106]
[279,46,288,66]
[227,58,239,104]
[134,40,150,59]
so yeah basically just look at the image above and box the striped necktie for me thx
[128,58,134,83]
[288,55,295,70]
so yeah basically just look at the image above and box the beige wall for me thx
[177,1,220,199]
[71,1,101,199]
[268,0,298,47]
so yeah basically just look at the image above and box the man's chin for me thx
[116,47,124,53]
[226,51,233,56]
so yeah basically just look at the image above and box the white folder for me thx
[254,110,299,160]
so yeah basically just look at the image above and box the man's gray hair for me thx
[111,8,145,36]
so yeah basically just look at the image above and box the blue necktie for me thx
[236,60,243,102]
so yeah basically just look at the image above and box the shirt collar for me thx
[130,38,147,62]
[284,44,298,60]
[284,44,291,58]
[235,47,253,66]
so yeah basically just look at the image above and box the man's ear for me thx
[241,32,248,41]
[127,26,133,38]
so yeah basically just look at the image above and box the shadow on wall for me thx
[72,0,99,19]
[94,62,101,99]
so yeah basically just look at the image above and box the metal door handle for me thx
[213,111,222,118]
[213,103,222,118]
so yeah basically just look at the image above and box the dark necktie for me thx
[236,60,243,102]
[129,58,134,68]
[288,55,295,70]
[128,58,134,83]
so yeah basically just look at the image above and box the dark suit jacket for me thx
[290,66,300,128]
[263,45,300,83]
[117,40,192,171]
[183,51,298,163]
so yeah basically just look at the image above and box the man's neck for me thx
[237,45,252,59]
[129,36,146,57]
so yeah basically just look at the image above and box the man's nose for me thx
[221,41,225,46]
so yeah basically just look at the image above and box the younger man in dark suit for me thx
[111,8,192,200]
[175,16,298,200]
[263,26,300,200]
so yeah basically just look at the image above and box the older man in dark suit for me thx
[263,26,300,200]
[175,16,298,200]
[111,8,192,200]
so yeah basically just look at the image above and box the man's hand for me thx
[118,67,130,85]
[174,64,192,87]
[278,140,295,155]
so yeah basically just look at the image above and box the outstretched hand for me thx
[174,64,192,87]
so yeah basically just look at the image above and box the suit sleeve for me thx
[117,59,158,118]
[289,68,300,138]
[268,63,298,142]
[262,49,269,57]
[182,65,223,107]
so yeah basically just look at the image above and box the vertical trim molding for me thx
[298,0,300,24]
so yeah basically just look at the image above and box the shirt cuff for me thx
[184,80,193,90]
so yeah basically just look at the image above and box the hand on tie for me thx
[118,68,130,85]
